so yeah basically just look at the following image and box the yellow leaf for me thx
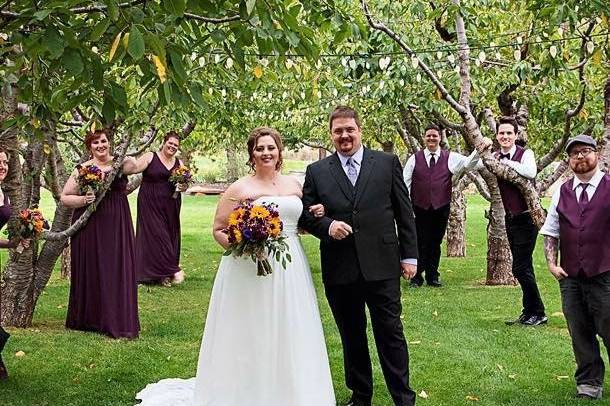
[152,55,167,83]
[578,109,589,120]
[122,32,130,49]
[418,390,429,399]
[496,364,504,371]
[409,340,422,345]
[109,32,122,62]
[435,88,443,100]
[31,117,40,128]
[592,48,602,65]
[556,375,569,380]
[15,351,25,357]
[43,143,51,155]
[253,65,263,79]
[466,395,480,401]
[90,121,97,133]
[508,374,517,379]
[432,310,438,317]
[551,311,564,318]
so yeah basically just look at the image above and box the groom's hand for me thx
[329,221,353,240]
[400,263,417,280]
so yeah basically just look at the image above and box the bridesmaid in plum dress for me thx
[0,147,30,379]
[60,130,145,339]
[132,131,185,286]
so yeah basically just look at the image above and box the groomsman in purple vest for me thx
[494,117,547,326]
[403,124,483,287]
[540,134,610,400]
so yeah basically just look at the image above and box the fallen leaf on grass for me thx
[409,340,421,345]
[556,375,569,380]
[432,310,438,317]
[551,312,564,318]
[15,351,25,357]
[466,395,480,401]
[508,374,517,379]
[418,390,429,399]
[496,364,504,371]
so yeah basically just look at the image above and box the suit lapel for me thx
[353,148,376,208]
[328,153,355,202]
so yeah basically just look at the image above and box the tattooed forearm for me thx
[543,236,559,267]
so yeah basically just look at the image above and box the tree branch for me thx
[183,13,241,23]
[467,171,491,201]
[297,139,332,153]
[71,0,146,13]
[537,159,570,194]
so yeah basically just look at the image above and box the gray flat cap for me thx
[565,134,597,153]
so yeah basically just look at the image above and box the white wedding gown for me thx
[136,195,336,405]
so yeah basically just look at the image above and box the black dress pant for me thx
[412,204,451,284]
[505,212,545,316]
[560,272,610,388]
[325,277,416,406]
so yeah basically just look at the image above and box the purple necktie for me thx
[578,183,589,206]
[429,154,436,168]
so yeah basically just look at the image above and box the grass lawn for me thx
[0,193,607,405]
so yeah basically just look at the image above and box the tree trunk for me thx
[480,171,516,285]
[446,179,467,257]
[379,140,394,154]
[60,245,71,279]
[318,147,327,160]
[600,75,610,173]
[225,146,240,182]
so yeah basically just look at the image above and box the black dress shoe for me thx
[409,280,422,288]
[427,280,443,287]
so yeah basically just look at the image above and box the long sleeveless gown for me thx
[0,195,12,355]
[135,153,181,283]
[136,195,336,405]
[66,172,140,339]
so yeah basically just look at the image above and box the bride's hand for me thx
[308,204,325,218]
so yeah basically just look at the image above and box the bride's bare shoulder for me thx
[223,176,255,200]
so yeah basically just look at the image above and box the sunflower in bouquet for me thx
[77,164,104,195]
[223,199,291,276]
[169,165,193,199]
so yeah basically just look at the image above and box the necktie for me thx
[578,183,589,206]
[346,157,358,186]
[429,153,436,168]
[499,153,510,160]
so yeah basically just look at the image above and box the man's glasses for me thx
[568,147,596,159]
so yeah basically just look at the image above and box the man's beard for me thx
[572,160,596,174]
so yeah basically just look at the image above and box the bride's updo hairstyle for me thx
[246,127,284,171]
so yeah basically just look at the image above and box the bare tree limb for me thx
[537,160,570,194]
[183,13,241,23]
[467,171,491,201]
[483,108,497,134]
[298,139,332,153]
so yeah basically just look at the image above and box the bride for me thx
[136,127,336,405]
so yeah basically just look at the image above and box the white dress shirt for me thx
[403,148,481,192]
[540,168,604,238]
[497,145,537,179]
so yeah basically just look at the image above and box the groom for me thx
[299,106,418,406]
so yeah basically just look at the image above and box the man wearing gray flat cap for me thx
[540,134,610,400]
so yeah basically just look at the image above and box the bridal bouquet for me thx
[15,206,50,253]
[223,199,291,276]
[77,164,104,195]
[169,165,193,198]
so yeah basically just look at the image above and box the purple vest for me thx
[557,174,610,278]
[411,149,452,210]
[496,146,530,215]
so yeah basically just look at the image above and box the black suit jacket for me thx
[299,148,418,286]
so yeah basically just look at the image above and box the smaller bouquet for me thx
[15,207,50,253]
[77,164,104,196]
[223,200,291,276]
[169,165,193,199]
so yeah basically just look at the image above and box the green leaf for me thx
[91,57,104,90]
[33,9,52,20]
[128,25,145,60]
[188,84,205,108]
[102,96,116,123]
[163,81,172,105]
[109,83,128,109]
[90,19,110,42]
[44,27,66,59]
[245,0,256,16]
[163,0,186,16]
[61,48,84,76]
[169,50,187,84]
[107,0,119,21]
